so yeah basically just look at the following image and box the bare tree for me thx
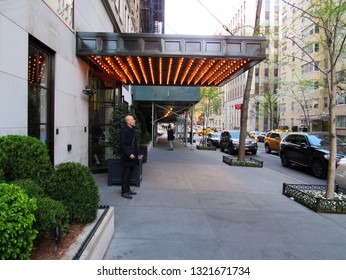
[281,0,346,198]
[278,78,321,131]
[254,90,280,130]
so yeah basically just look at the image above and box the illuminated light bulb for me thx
[166,57,173,84]
[148,57,155,84]
[180,58,194,85]
[173,57,184,85]
[126,57,141,84]
[159,57,162,85]
[137,56,148,84]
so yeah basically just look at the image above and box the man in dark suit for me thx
[119,115,138,199]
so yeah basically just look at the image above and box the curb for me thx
[61,207,114,260]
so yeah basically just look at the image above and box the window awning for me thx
[76,32,266,87]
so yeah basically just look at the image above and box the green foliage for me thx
[0,148,7,183]
[12,179,45,198]
[0,169,5,183]
[34,196,70,240]
[140,130,151,144]
[45,162,100,224]
[0,183,38,260]
[12,179,69,239]
[0,135,52,182]
[199,87,222,115]
[136,108,151,144]
[108,103,141,155]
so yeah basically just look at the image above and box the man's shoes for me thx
[128,190,137,195]
[121,192,133,199]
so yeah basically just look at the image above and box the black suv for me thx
[220,130,257,155]
[279,132,346,178]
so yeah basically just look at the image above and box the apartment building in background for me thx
[220,0,280,132]
[279,1,346,136]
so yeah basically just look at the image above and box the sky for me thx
[164,0,241,35]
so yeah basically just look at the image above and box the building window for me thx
[28,37,54,161]
[337,95,346,105]
[280,103,286,113]
[301,62,319,74]
[337,116,346,128]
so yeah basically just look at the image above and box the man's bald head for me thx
[125,115,136,128]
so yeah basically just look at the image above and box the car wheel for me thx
[252,150,257,155]
[280,153,291,167]
[311,159,327,179]
[265,144,271,154]
[227,145,232,155]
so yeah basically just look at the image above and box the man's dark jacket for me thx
[119,125,138,166]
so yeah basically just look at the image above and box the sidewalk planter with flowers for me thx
[282,183,346,213]
[223,155,263,168]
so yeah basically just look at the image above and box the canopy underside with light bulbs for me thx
[76,32,266,123]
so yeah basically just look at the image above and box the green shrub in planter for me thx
[108,103,141,156]
[0,135,52,182]
[45,162,100,224]
[0,183,38,260]
[0,148,6,182]
[0,169,5,183]
[12,179,69,240]
[34,196,70,240]
[12,179,45,198]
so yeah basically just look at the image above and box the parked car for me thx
[336,157,346,189]
[220,130,257,155]
[206,132,221,148]
[279,132,346,178]
[257,132,267,143]
[264,131,288,153]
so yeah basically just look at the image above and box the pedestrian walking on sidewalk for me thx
[167,123,175,151]
[119,115,138,199]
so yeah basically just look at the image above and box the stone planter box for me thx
[138,141,152,163]
[223,155,263,168]
[282,183,346,213]
[196,145,217,151]
[62,206,114,260]
[138,144,148,162]
[107,155,143,187]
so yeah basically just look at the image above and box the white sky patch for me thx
[165,0,241,35]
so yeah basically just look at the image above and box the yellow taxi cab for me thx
[264,130,289,153]
[196,128,215,136]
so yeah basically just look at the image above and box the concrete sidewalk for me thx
[94,136,346,260]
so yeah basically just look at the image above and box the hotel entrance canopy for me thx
[76,32,266,124]
[76,32,266,87]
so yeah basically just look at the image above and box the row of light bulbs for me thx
[89,55,251,86]
[28,54,47,85]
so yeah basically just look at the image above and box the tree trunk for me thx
[326,67,337,199]
[238,0,263,161]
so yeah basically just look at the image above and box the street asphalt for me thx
[94,135,346,260]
